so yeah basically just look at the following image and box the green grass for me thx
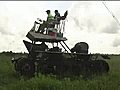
[0,53,120,90]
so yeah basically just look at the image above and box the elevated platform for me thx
[26,31,67,42]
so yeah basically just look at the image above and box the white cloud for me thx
[65,1,120,54]
[0,1,120,54]
[0,1,73,53]
[113,37,120,47]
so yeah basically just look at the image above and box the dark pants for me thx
[37,21,47,33]
[37,21,55,33]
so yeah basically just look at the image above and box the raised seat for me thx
[26,31,67,43]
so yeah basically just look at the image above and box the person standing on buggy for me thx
[54,10,61,29]
[54,10,61,23]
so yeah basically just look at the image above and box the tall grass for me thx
[0,53,120,90]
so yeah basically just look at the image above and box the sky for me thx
[0,1,120,54]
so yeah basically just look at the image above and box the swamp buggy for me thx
[12,11,110,78]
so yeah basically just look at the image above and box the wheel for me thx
[15,58,35,77]
[81,61,95,77]
[93,60,109,74]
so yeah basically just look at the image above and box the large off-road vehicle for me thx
[12,11,110,78]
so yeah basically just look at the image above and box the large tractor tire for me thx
[93,60,109,74]
[80,61,95,77]
[15,58,35,78]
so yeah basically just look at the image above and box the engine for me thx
[71,42,89,54]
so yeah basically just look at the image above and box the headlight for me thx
[12,57,15,60]
[11,57,15,63]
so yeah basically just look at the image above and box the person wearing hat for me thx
[37,10,54,33]
[46,10,54,22]
[45,10,55,30]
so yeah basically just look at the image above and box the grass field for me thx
[0,52,120,90]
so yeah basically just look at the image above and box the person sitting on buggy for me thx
[36,10,54,33]
[36,10,68,34]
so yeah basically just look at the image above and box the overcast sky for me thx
[0,1,120,54]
